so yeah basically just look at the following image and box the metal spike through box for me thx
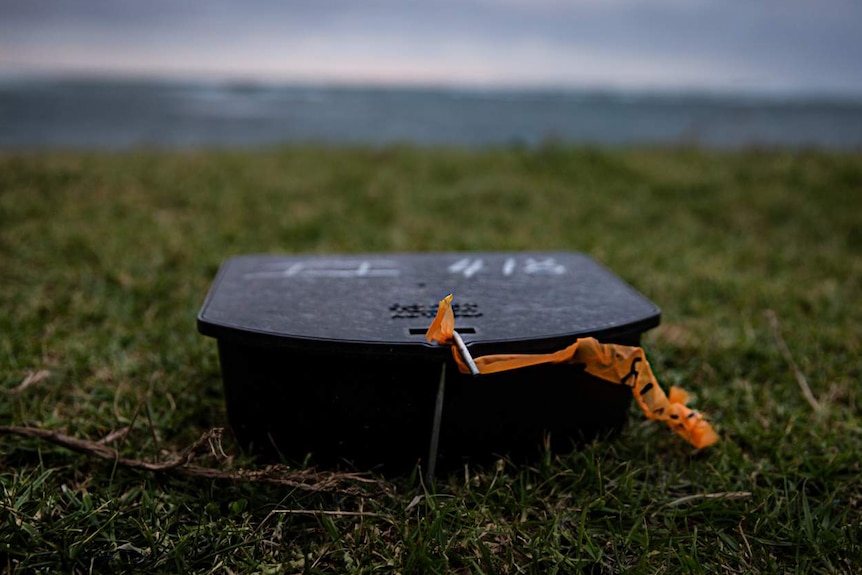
[197,251,661,472]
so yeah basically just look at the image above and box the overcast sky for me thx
[2,0,861,95]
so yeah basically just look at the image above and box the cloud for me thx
[1,0,860,94]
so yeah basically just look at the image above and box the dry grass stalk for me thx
[765,309,823,413]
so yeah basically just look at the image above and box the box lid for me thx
[197,251,660,356]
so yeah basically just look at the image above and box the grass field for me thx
[1,145,861,573]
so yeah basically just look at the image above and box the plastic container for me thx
[197,251,660,471]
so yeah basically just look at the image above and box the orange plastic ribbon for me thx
[426,294,719,449]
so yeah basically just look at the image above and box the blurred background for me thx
[2,0,861,150]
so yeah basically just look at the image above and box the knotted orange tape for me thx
[426,294,719,449]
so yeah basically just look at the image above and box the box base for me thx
[216,335,638,473]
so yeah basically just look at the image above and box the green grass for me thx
[1,144,861,573]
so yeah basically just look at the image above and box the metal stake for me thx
[426,331,478,483]
[452,330,480,376]
[426,362,447,483]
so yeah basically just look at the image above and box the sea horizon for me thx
[3,73,862,151]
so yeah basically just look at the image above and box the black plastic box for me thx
[197,251,660,471]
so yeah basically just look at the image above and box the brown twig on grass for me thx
[0,425,385,495]
[765,309,822,413]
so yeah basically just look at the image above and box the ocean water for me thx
[1,77,861,150]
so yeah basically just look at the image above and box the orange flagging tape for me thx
[425,294,719,449]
